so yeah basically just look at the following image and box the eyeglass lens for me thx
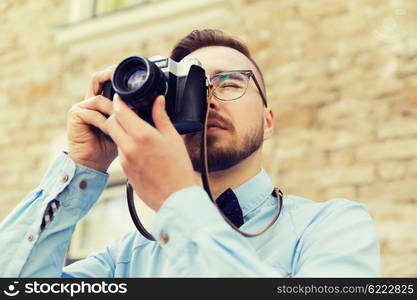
[211,72,249,101]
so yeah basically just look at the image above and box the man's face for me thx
[182,46,273,173]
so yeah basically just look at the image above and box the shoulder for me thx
[282,194,374,236]
[284,194,368,212]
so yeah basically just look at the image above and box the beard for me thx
[184,115,264,172]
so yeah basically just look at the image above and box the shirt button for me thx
[159,233,169,245]
[61,174,69,183]
[79,180,88,189]
[27,234,34,242]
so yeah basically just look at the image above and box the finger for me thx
[113,94,156,138]
[152,96,176,135]
[106,114,145,167]
[85,65,117,99]
[106,114,133,148]
[78,95,114,117]
[71,107,109,135]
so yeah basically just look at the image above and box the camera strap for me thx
[198,95,283,237]
[126,182,283,240]
[126,98,283,241]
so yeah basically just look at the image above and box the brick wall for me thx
[1,0,416,276]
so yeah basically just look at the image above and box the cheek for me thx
[233,103,263,130]
[224,98,263,137]
[229,120,251,143]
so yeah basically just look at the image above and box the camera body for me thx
[103,55,207,135]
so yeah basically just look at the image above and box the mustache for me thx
[206,111,232,130]
[183,111,232,139]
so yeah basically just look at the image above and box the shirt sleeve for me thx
[150,186,287,277]
[0,152,109,277]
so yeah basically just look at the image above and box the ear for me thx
[263,107,274,140]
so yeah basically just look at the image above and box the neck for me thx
[193,149,263,201]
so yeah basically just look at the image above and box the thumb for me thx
[152,96,175,135]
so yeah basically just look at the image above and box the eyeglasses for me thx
[207,70,267,107]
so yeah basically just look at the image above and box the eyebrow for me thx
[209,69,227,76]
[209,69,250,79]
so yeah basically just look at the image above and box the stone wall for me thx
[0,0,416,276]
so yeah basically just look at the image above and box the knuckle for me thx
[84,95,106,108]
[119,156,129,169]
[123,145,136,160]
[68,103,79,115]
[135,132,151,144]
[90,95,102,103]
[91,71,101,79]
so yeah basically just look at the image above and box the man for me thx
[0,29,380,277]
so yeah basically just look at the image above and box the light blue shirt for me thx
[0,152,380,277]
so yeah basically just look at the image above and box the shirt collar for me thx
[231,168,274,217]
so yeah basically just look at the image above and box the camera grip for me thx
[101,80,115,142]
[102,80,115,100]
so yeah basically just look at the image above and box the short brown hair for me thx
[170,29,267,105]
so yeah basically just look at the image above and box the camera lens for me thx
[126,70,147,91]
[112,56,167,109]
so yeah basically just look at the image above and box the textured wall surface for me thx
[0,0,416,276]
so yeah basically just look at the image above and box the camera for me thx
[102,55,207,134]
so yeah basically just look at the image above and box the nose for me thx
[208,89,221,110]
[209,99,219,110]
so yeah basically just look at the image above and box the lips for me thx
[206,119,227,130]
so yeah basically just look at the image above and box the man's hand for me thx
[106,94,197,211]
[67,66,118,173]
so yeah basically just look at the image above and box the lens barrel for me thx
[112,56,167,109]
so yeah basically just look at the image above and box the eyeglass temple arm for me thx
[251,74,268,107]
